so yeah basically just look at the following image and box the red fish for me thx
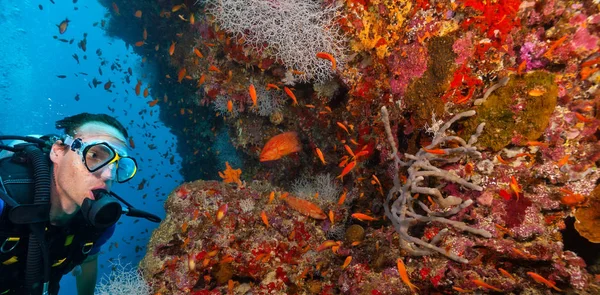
[259,132,302,162]
[281,194,327,219]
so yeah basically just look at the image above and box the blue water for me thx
[0,1,184,294]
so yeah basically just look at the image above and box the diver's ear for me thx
[49,141,67,163]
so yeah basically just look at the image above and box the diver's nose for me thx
[100,162,117,181]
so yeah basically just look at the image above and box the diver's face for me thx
[50,122,128,207]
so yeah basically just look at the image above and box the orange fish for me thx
[148,99,159,107]
[197,74,206,87]
[472,279,501,292]
[134,10,142,18]
[509,176,521,200]
[249,84,257,107]
[351,213,378,222]
[193,47,203,58]
[227,100,233,113]
[172,4,185,12]
[317,240,339,252]
[260,211,269,227]
[259,132,302,162]
[341,256,352,269]
[190,13,195,25]
[557,154,570,167]
[574,112,594,123]
[397,258,419,293]
[452,287,472,293]
[135,80,142,96]
[528,88,546,96]
[208,65,221,73]
[112,2,120,15]
[517,60,527,75]
[57,18,70,34]
[316,52,336,70]
[281,194,327,219]
[169,41,176,56]
[268,191,275,204]
[338,190,347,205]
[181,221,188,232]
[128,137,135,149]
[284,86,298,105]
[526,141,549,147]
[143,28,147,40]
[336,122,350,134]
[266,83,280,90]
[228,279,234,295]
[216,203,228,222]
[422,147,447,155]
[104,81,112,90]
[498,268,515,281]
[337,160,356,180]
[543,35,568,59]
[177,68,186,83]
[135,41,144,47]
[143,87,149,98]
[344,144,355,157]
[496,154,510,164]
[526,272,562,291]
[328,210,334,224]
[315,147,326,164]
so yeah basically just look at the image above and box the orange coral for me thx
[218,162,242,186]
[574,184,600,243]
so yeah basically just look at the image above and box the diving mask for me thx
[62,135,137,183]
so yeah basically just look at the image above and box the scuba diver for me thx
[0,113,160,295]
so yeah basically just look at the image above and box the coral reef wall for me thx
[97,0,600,293]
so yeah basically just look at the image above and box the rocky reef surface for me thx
[92,0,600,293]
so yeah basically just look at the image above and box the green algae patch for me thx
[404,36,456,127]
[464,71,558,151]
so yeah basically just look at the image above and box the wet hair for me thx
[55,113,129,139]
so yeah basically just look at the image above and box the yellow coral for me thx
[349,0,412,59]
[218,162,242,186]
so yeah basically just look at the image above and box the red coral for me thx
[504,197,532,228]
[441,64,483,104]
[460,0,522,48]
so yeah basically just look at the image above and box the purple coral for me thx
[387,43,428,96]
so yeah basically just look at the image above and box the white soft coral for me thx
[95,257,150,295]
[205,0,347,83]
